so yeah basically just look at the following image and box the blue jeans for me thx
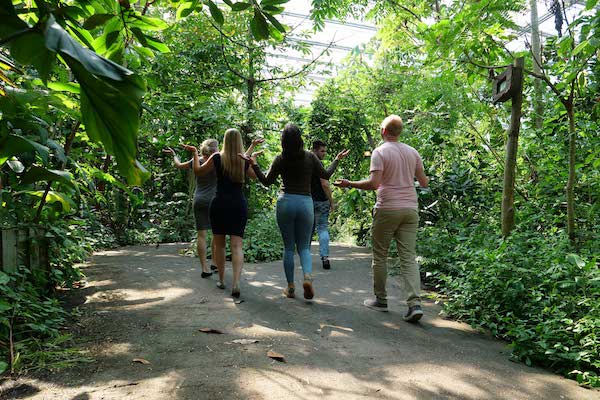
[276,194,314,284]
[313,200,330,259]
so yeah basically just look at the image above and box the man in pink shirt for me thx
[335,115,429,322]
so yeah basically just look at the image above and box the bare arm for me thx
[334,170,383,191]
[175,158,192,170]
[244,138,265,156]
[415,163,429,188]
[163,147,191,170]
[246,161,257,179]
[183,145,215,176]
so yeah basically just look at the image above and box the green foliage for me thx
[243,212,283,263]
[0,267,71,374]
[418,223,600,387]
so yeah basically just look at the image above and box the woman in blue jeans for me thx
[243,124,349,299]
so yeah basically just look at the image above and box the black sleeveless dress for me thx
[209,153,249,238]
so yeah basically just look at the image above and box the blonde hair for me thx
[381,115,404,137]
[221,128,245,183]
[200,138,218,157]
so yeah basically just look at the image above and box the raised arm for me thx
[244,138,265,156]
[163,147,191,170]
[313,149,349,179]
[239,153,280,186]
[183,145,215,176]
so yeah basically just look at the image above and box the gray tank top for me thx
[192,157,217,200]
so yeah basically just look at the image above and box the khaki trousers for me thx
[371,208,421,307]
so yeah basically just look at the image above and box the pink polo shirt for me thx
[369,141,423,210]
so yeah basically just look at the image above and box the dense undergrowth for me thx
[417,222,599,387]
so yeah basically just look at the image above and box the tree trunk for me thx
[566,101,576,243]
[530,0,544,129]
[362,125,376,148]
[501,58,524,238]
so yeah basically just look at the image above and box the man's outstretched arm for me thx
[334,170,383,191]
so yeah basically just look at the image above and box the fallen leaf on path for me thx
[199,328,224,334]
[231,339,259,345]
[267,350,286,362]
[132,358,151,365]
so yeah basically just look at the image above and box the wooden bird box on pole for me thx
[497,58,524,237]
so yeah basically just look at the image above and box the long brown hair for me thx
[281,123,304,167]
[221,128,245,183]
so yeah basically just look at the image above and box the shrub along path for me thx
[3,243,598,400]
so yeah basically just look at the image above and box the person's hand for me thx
[330,201,337,212]
[333,179,351,188]
[238,153,256,166]
[250,150,264,163]
[183,144,197,153]
[162,147,175,155]
[251,138,265,146]
[335,149,350,161]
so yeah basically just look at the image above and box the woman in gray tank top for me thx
[164,139,218,278]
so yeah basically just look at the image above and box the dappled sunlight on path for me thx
[2,243,597,400]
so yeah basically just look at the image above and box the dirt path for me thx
[2,243,598,400]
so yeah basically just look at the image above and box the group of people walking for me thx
[165,115,429,322]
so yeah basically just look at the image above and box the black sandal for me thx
[201,271,212,278]
[210,265,218,271]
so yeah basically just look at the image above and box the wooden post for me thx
[1,229,18,273]
[501,57,524,237]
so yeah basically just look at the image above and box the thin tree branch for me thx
[219,37,248,80]
[385,0,421,20]
[255,40,333,83]
[524,69,564,100]
[208,18,250,50]
[463,52,511,70]
[141,0,157,15]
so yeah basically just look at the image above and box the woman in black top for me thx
[184,129,261,298]
[243,124,349,300]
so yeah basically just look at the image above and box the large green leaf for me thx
[0,0,28,38]
[176,1,198,20]
[83,14,116,30]
[0,134,49,166]
[20,166,75,189]
[230,2,252,11]
[0,300,11,312]
[129,15,169,31]
[9,31,56,84]
[42,16,149,185]
[0,1,55,83]
[206,0,224,25]
[19,190,73,212]
[251,10,270,40]
[265,13,286,33]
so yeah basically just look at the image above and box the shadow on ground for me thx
[1,243,597,400]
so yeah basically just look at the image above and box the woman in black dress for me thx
[184,130,260,298]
